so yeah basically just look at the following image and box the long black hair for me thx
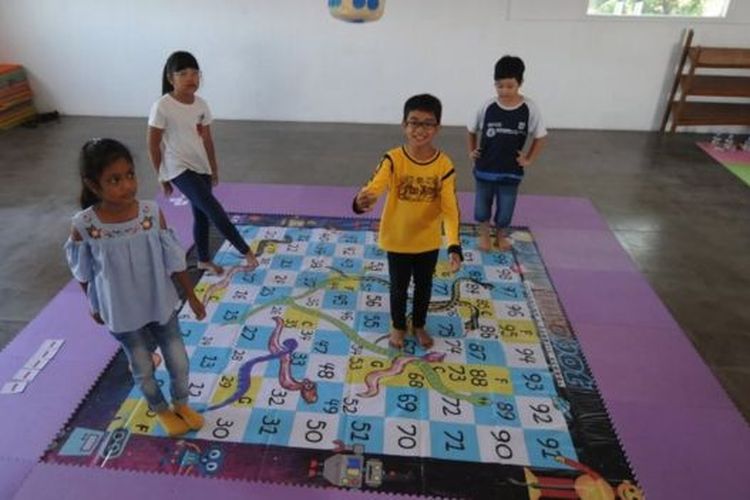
[78,138,134,209]
[162,51,200,94]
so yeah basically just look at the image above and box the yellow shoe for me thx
[174,403,205,431]
[156,409,190,436]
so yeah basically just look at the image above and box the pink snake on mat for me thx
[200,265,252,307]
[199,237,290,306]
[205,317,317,411]
[268,317,318,404]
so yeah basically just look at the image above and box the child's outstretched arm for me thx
[147,126,172,195]
[439,167,463,273]
[158,212,206,320]
[352,155,392,214]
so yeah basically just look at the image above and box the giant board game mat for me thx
[43,213,642,499]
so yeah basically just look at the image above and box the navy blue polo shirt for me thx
[468,97,546,184]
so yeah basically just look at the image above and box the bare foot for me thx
[197,261,224,275]
[388,328,406,349]
[478,228,491,252]
[245,252,259,270]
[413,327,434,349]
[496,235,512,251]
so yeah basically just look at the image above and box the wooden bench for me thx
[661,29,750,132]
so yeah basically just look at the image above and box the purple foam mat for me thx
[0,283,119,462]
[13,463,416,500]
[530,227,639,272]
[698,141,750,165]
[0,458,34,500]
[546,268,681,330]
[608,399,750,500]
[573,323,734,409]
[160,184,610,231]
[3,182,748,500]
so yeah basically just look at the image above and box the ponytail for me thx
[162,64,173,95]
[79,182,100,209]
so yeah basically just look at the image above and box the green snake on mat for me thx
[328,267,494,331]
[286,300,489,406]
[427,277,495,330]
[218,265,490,406]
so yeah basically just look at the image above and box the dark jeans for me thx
[387,249,439,330]
[171,170,250,262]
[474,179,519,229]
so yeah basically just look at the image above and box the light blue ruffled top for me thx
[64,200,186,333]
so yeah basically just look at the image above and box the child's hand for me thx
[516,151,531,168]
[91,311,104,325]
[469,148,482,160]
[211,172,219,187]
[356,189,377,213]
[161,181,173,196]
[449,252,462,273]
[188,294,207,320]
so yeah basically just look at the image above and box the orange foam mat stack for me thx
[0,64,36,130]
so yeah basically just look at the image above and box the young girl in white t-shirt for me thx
[147,51,258,275]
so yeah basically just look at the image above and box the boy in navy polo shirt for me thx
[468,55,547,251]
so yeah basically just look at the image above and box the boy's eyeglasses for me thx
[405,120,438,130]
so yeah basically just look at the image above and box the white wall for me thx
[1,0,749,130]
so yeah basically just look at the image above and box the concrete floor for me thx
[1,116,748,421]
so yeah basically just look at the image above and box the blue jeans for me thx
[111,312,189,412]
[171,170,250,262]
[474,180,519,229]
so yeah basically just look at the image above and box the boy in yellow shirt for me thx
[353,94,462,349]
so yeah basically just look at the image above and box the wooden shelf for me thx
[670,102,750,126]
[679,75,750,97]
[661,30,750,132]
[689,47,750,68]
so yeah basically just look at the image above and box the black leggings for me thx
[387,249,439,330]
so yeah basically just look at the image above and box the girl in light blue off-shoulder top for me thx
[64,138,206,437]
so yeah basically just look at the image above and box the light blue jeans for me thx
[111,312,189,412]
[474,179,519,229]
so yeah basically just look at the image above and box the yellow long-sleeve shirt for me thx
[355,146,461,255]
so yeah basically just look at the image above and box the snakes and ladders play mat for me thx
[44,213,641,499]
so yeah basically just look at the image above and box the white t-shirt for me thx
[148,94,213,182]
